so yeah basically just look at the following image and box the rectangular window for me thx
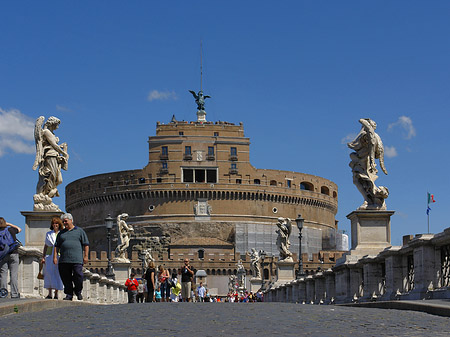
[230,147,237,156]
[236,179,242,184]
[195,169,205,183]
[231,163,237,169]
[162,162,168,169]
[206,169,217,183]
[185,146,191,155]
[183,169,193,182]
[208,147,214,156]
[287,180,292,188]
[214,132,219,137]
[161,146,168,156]
[179,131,184,136]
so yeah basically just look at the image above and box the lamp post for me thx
[105,214,115,279]
[259,250,266,291]
[295,214,305,279]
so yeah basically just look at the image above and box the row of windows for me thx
[161,146,237,158]
[177,131,221,137]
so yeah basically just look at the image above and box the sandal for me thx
[45,295,52,299]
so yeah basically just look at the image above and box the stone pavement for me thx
[0,300,450,336]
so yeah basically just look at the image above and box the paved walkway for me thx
[0,299,449,336]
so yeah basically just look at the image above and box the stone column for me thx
[21,211,63,249]
[297,278,306,304]
[249,278,262,293]
[18,246,43,298]
[98,276,109,304]
[305,276,315,304]
[313,272,326,304]
[89,273,101,303]
[112,261,131,283]
[324,269,335,304]
[83,269,92,302]
[380,247,403,300]
[291,280,299,303]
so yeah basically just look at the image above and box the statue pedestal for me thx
[21,211,63,249]
[249,278,262,293]
[348,210,394,256]
[112,261,131,283]
[276,260,296,283]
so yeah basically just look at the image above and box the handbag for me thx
[37,261,44,280]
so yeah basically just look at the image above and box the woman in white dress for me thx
[41,217,64,299]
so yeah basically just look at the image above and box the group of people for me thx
[125,258,197,303]
[0,214,89,301]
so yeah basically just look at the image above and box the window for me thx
[321,186,330,195]
[214,132,219,137]
[270,180,277,186]
[139,178,146,184]
[286,180,292,188]
[231,163,237,169]
[195,169,205,183]
[208,147,214,156]
[236,179,242,184]
[198,249,205,259]
[230,147,237,156]
[179,131,184,136]
[162,162,168,169]
[161,146,168,156]
[183,168,217,183]
[254,179,261,185]
[183,169,194,182]
[185,146,191,155]
[300,182,314,191]
[206,169,217,183]
[156,178,162,183]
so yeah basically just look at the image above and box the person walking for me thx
[157,265,170,302]
[54,213,89,301]
[180,259,194,302]
[144,261,156,302]
[0,218,21,298]
[41,217,64,299]
[125,273,139,303]
[197,282,206,302]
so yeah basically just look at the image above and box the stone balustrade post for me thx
[18,247,43,298]
[361,257,384,301]
[380,247,402,300]
[407,235,435,299]
[324,269,335,304]
[297,278,306,304]
[89,273,101,303]
[313,272,325,304]
[305,276,315,304]
[98,276,109,304]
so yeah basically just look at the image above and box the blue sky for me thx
[1,1,449,246]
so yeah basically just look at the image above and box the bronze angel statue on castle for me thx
[32,116,69,211]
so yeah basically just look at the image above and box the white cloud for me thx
[56,105,72,112]
[0,108,35,157]
[341,133,356,145]
[388,116,416,139]
[384,145,398,158]
[147,90,177,101]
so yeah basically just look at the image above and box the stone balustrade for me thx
[4,246,128,303]
[265,227,450,304]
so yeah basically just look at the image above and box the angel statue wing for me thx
[32,116,45,171]
[374,133,388,175]
[189,90,198,99]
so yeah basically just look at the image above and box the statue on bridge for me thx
[247,248,262,279]
[113,213,133,262]
[276,217,293,262]
[348,118,389,210]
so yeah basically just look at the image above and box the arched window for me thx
[333,191,337,198]
[321,186,329,195]
[300,182,314,191]
[254,179,261,185]
[270,180,277,186]
[212,269,216,275]
[198,249,205,259]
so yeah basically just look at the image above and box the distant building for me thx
[66,111,345,294]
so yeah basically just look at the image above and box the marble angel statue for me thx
[113,213,134,262]
[32,116,69,211]
[247,248,262,279]
[347,118,389,210]
[276,217,293,262]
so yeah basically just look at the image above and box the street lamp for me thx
[295,214,305,279]
[259,250,266,291]
[105,214,115,279]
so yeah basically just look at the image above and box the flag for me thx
[427,193,436,204]
[426,206,431,215]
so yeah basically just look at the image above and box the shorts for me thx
[181,282,191,299]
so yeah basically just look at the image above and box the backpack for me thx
[0,227,20,260]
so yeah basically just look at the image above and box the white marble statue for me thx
[348,118,389,210]
[228,275,237,294]
[142,248,155,269]
[247,248,261,279]
[113,213,133,262]
[276,217,293,262]
[32,116,69,211]
[236,260,246,290]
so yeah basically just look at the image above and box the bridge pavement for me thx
[0,300,449,336]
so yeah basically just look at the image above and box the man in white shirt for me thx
[197,282,206,302]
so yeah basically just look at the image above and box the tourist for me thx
[54,213,89,301]
[180,259,194,302]
[41,217,64,299]
[0,218,21,298]
[125,273,139,303]
[155,285,162,302]
[157,265,170,302]
[197,282,206,302]
[136,279,145,303]
[144,261,156,302]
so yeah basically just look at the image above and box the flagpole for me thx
[427,191,430,234]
